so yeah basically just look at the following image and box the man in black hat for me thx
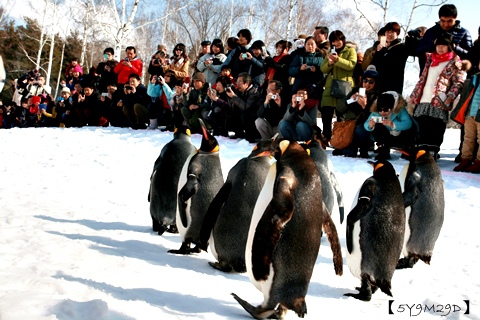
[191,40,212,76]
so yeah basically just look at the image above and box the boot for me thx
[147,118,158,130]
[453,158,472,172]
[464,160,480,174]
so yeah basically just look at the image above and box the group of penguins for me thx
[147,119,445,320]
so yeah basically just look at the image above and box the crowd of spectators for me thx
[1,4,479,171]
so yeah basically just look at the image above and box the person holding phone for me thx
[363,91,414,160]
[278,89,318,141]
[146,74,175,130]
[370,22,409,94]
[114,46,143,88]
[320,30,357,143]
[335,66,381,158]
[121,74,150,129]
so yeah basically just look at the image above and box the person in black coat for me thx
[255,80,288,140]
[264,40,293,101]
[370,22,408,94]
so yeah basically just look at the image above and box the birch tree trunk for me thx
[46,33,54,87]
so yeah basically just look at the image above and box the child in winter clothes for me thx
[146,74,174,130]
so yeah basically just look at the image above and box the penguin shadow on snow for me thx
[52,272,240,318]
[34,215,149,233]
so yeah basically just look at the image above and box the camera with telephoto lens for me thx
[226,84,234,92]
[407,29,422,39]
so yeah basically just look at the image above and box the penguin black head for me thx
[398,147,434,164]
[311,125,328,149]
[272,139,306,160]
[248,140,275,158]
[368,159,397,178]
[173,124,192,138]
[198,119,220,153]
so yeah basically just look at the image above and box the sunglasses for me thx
[378,108,391,112]
[362,79,375,84]
[175,48,183,51]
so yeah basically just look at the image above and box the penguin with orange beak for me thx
[345,160,405,301]
[397,148,444,269]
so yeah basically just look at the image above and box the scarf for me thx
[431,51,454,67]
[265,54,287,82]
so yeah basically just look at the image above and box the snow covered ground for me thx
[0,127,479,320]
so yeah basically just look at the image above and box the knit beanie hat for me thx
[192,72,206,83]
[72,65,83,74]
[363,65,380,81]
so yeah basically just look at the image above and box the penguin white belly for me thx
[402,206,412,257]
[210,232,218,260]
[346,220,362,279]
[176,153,196,240]
[245,162,276,297]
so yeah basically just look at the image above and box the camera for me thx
[407,29,422,39]
[124,85,133,90]
[226,84,234,92]
[241,53,248,59]
[153,58,161,64]
[306,66,312,71]
[271,94,277,99]
[296,96,302,102]
[124,58,129,62]
[372,116,383,123]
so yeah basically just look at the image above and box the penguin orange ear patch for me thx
[416,150,426,160]
[252,145,258,151]
[186,129,191,136]
[374,163,384,171]
[279,140,290,155]
[306,149,311,156]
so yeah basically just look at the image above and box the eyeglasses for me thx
[378,108,391,112]
[362,79,375,84]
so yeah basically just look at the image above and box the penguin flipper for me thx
[322,203,343,276]
[330,171,345,224]
[198,182,232,251]
[346,181,375,254]
[178,174,199,228]
[403,172,421,208]
[252,173,295,281]
[231,293,279,320]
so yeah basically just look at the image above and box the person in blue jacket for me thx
[363,91,415,160]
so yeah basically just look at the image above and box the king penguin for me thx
[345,160,405,301]
[168,119,224,254]
[198,140,274,273]
[303,131,345,223]
[148,125,197,235]
[397,148,444,269]
[232,140,343,319]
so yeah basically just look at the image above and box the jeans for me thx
[279,120,312,141]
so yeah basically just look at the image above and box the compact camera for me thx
[296,96,302,102]
[124,85,133,90]
[306,66,312,71]
[271,94,277,99]
[226,84,234,92]
[241,53,248,59]
[372,116,383,123]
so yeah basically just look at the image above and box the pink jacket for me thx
[409,53,465,111]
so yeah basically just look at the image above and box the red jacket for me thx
[114,57,143,84]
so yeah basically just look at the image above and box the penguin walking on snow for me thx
[397,148,444,269]
[168,119,224,254]
[303,132,345,224]
[345,160,405,301]
[198,140,274,273]
[232,140,343,319]
[148,125,196,235]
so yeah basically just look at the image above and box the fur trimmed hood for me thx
[370,91,406,114]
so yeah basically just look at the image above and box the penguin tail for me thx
[322,203,343,276]
[231,293,278,320]
[376,280,393,297]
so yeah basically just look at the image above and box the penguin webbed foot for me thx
[345,277,373,301]
[166,224,178,234]
[396,255,420,269]
[168,242,200,255]
[231,293,279,320]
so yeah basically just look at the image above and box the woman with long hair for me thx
[168,43,190,82]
